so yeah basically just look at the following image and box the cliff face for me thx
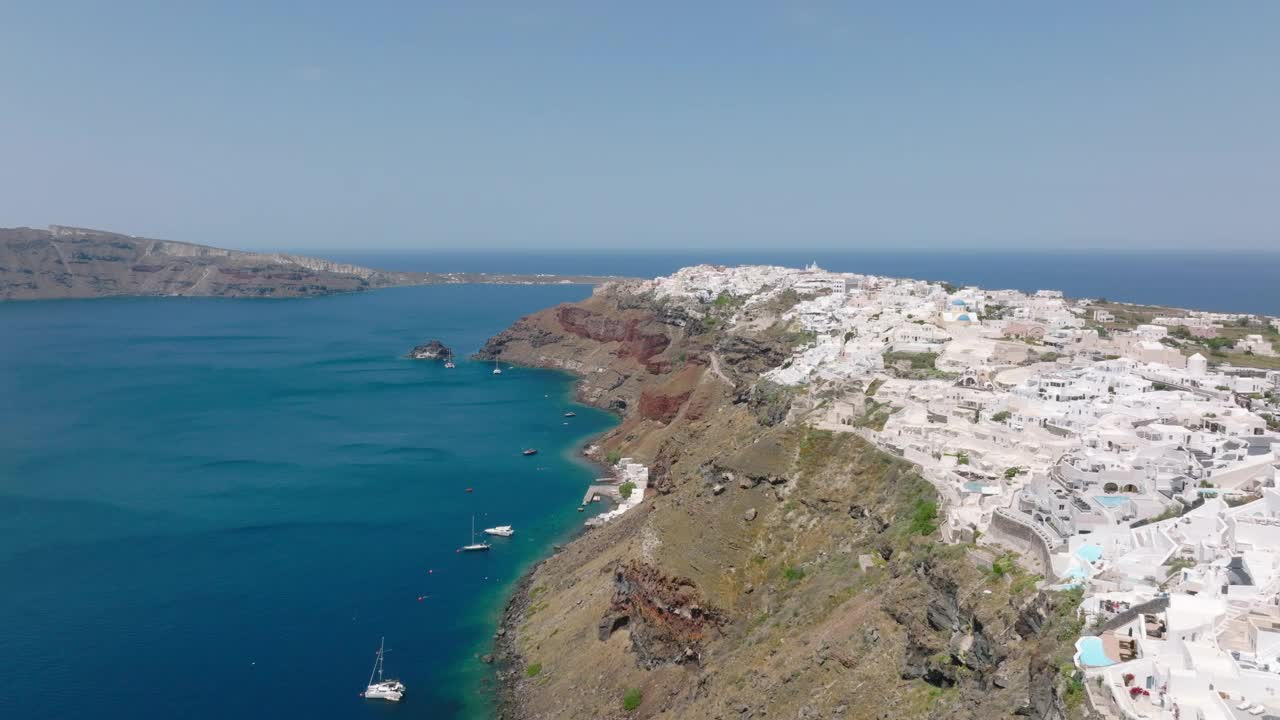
[477,283,1092,720]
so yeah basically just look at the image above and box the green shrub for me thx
[990,410,1011,422]
[623,688,643,712]
[619,481,636,499]
[783,565,806,582]
[526,662,542,678]
[606,450,622,465]
[909,499,939,535]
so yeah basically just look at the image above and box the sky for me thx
[1,2,1277,252]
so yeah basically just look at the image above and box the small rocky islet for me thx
[408,339,453,361]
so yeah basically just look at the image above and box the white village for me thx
[608,263,1280,720]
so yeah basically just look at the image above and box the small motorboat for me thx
[361,637,405,702]
[522,449,538,456]
[563,411,576,417]
[484,525,514,537]
[444,360,455,369]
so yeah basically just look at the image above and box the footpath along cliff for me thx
[475,281,1098,720]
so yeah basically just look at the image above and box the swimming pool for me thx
[1095,495,1130,508]
[1075,636,1116,667]
[964,481,986,492]
[1076,544,1104,563]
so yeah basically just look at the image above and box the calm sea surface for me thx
[327,250,1280,316]
[0,284,615,719]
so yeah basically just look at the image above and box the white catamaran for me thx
[459,515,491,552]
[361,637,405,702]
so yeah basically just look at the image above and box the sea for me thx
[1,250,1277,720]
[0,284,615,720]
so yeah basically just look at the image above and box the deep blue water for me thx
[325,250,1280,316]
[0,285,615,720]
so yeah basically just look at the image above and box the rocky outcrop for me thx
[556,305,671,371]
[600,561,724,668]
[408,339,453,360]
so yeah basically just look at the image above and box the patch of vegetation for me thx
[908,498,939,536]
[855,398,895,431]
[749,380,797,427]
[783,565,807,582]
[1011,572,1043,595]
[797,427,840,475]
[762,288,802,315]
[606,450,622,465]
[865,377,884,397]
[1004,466,1025,480]
[618,481,636,499]
[990,410,1011,423]
[1227,494,1261,508]
[1164,556,1195,576]
[1132,503,1184,527]
[713,291,740,308]
[988,553,1018,579]
[883,350,939,371]
[622,688,643,712]
[525,662,542,678]
[1061,663,1086,712]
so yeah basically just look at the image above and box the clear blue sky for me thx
[1,2,1277,251]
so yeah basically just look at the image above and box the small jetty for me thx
[581,482,622,507]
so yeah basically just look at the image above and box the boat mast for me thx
[368,637,385,687]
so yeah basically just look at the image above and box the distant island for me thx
[0,225,619,300]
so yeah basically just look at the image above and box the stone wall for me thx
[989,509,1055,572]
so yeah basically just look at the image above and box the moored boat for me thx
[361,637,405,702]
[484,525,514,537]
[459,515,491,552]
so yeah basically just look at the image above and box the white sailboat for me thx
[492,360,502,375]
[459,515,491,552]
[361,637,405,702]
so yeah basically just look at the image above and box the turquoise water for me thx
[1094,495,1130,508]
[1075,636,1116,667]
[0,285,616,719]
[1076,544,1105,563]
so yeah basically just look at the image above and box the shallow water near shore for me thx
[0,284,616,720]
